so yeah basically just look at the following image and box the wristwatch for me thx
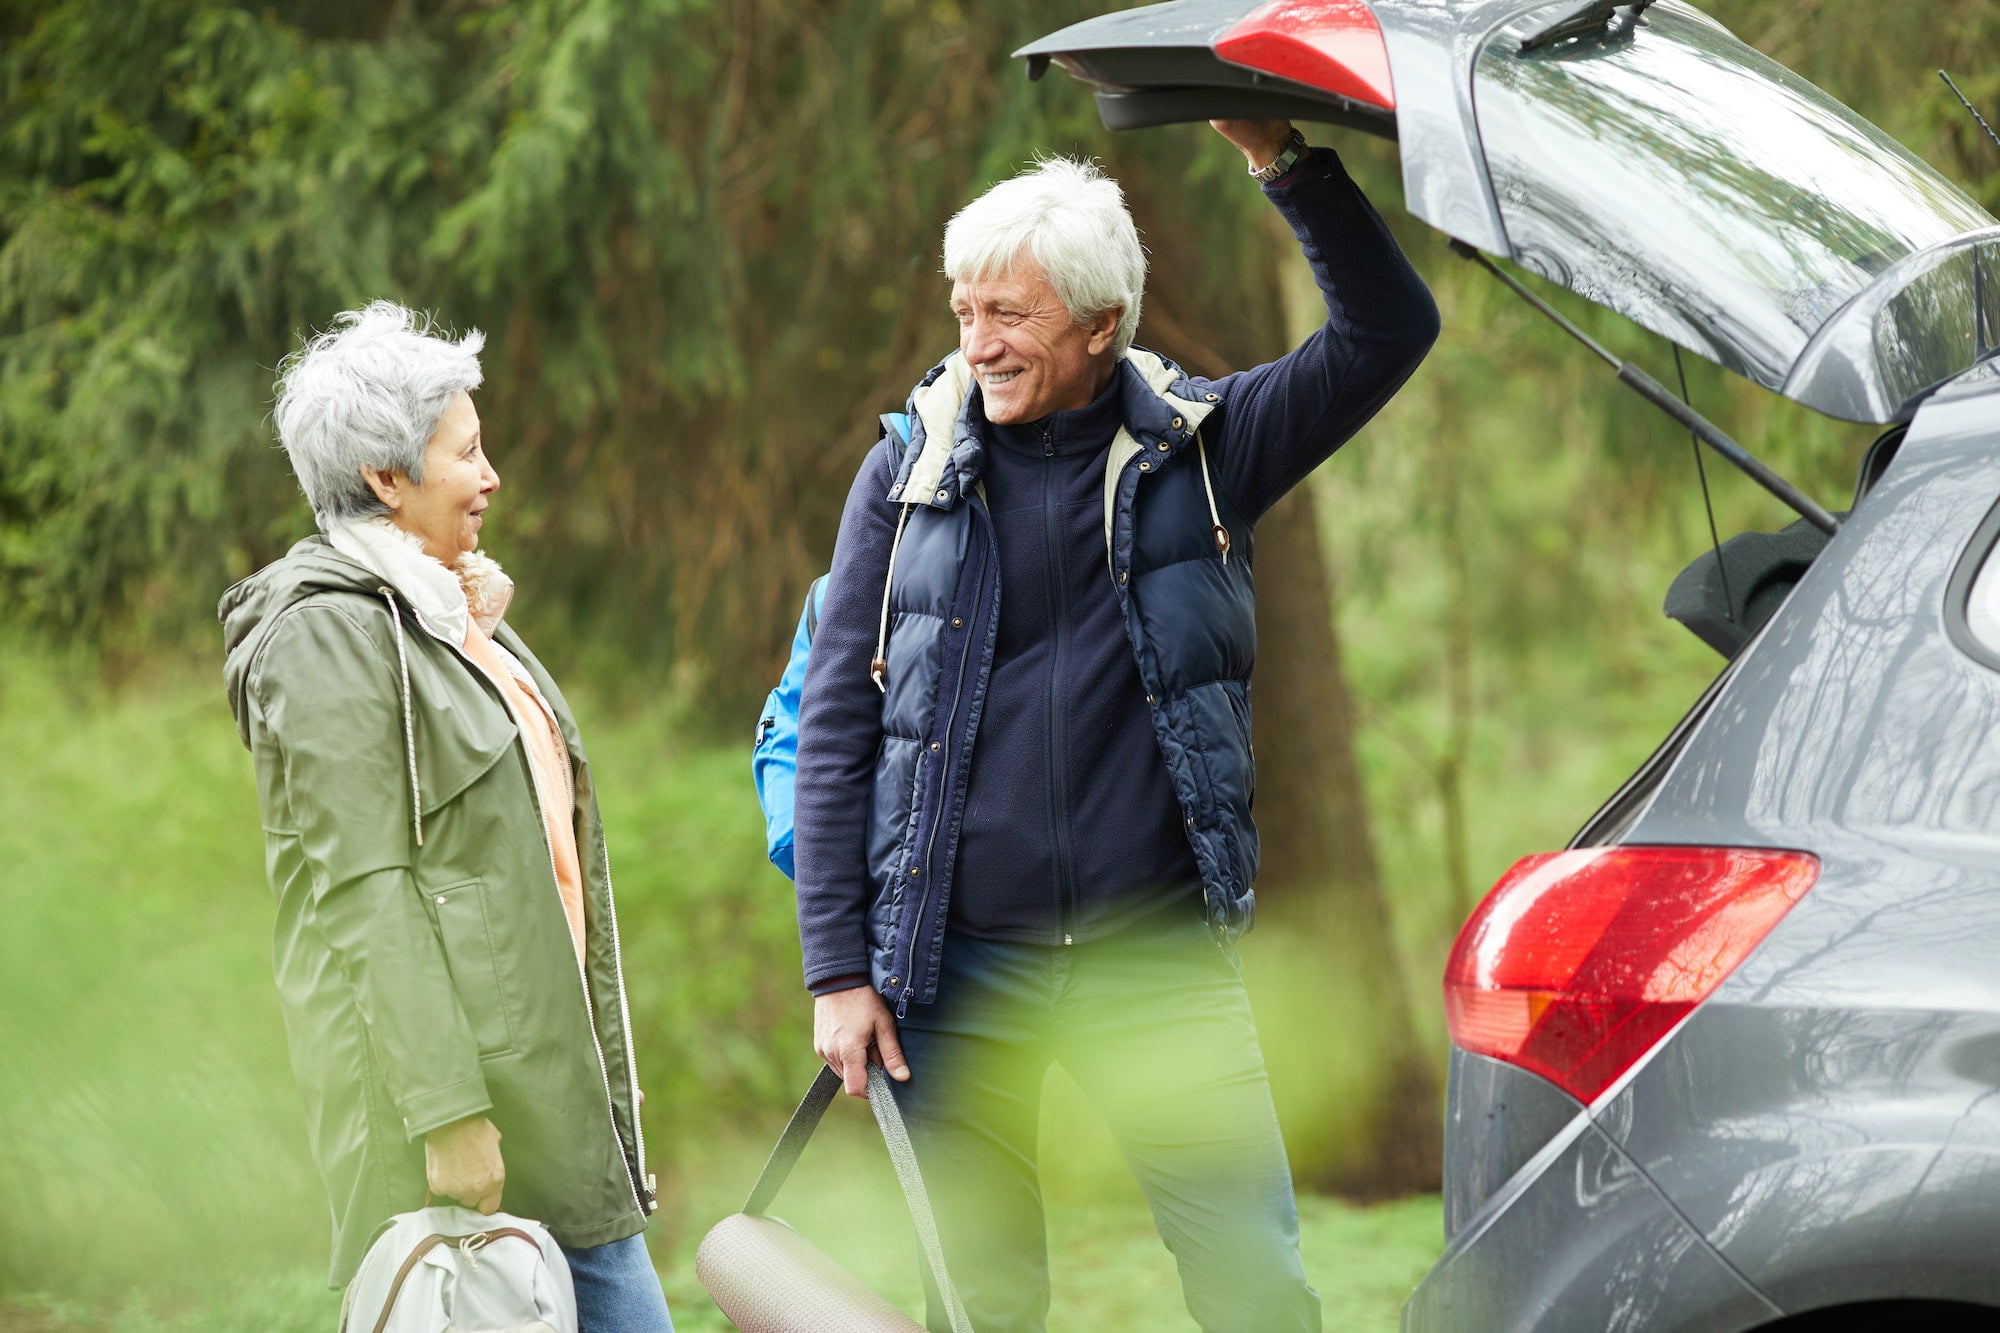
[1249,127,1309,184]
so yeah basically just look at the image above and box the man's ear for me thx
[1086,306,1123,356]
[360,466,403,511]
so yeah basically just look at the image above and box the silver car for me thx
[1019,2,2000,1328]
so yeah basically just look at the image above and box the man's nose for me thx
[962,314,1002,364]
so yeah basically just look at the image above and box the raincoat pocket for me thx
[432,878,518,1057]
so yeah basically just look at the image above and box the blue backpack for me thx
[753,413,909,879]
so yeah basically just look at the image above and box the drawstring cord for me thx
[378,587,425,847]
[872,503,915,692]
[1196,432,1230,564]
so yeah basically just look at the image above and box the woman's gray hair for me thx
[942,157,1147,357]
[273,300,485,528]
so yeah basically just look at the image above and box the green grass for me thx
[0,652,1442,1330]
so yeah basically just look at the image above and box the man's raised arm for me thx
[1204,118,1441,523]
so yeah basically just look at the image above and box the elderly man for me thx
[793,119,1438,1331]
[220,302,671,1330]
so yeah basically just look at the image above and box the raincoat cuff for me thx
[399,1075,494,1142]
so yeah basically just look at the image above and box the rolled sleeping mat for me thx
[695,1211,926,1332]
[694,1064,970,1333]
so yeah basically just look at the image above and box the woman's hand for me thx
[813,985,911,1098]
[424,1113,505,1213]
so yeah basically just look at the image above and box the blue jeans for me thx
[890,908,1321,1333]
[560,1232,674,1333]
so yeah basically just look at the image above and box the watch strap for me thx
[1250,127,1309,184]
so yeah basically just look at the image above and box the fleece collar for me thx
[891,346,1224,512]
[326,517,513,645]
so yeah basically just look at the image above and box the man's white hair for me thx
[943,156,1147,357]
[273,300,485,528]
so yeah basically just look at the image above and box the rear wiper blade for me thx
[1520,0,1656,54]
[1451,240,1841,537]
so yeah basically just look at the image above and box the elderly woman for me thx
[220,301,673,1330]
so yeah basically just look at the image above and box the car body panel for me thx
[1442,1050,1586,1236]
[1416,376,2000,1328]
[1404,1113,1782,1332]
[1628,382,2000,850]
[1017,0,1998,423]
[1785,229,2000,422]
[1600,1003,2000,1313]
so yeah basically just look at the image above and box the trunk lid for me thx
[1017,0,1999,423]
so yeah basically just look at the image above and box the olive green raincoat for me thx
[220,536,652,1288]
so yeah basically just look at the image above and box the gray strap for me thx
[743,1065,842,1216]
[867,1064,972,1333]
[743,1064,972,1333]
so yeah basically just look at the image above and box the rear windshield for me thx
[1474,3,1993,412]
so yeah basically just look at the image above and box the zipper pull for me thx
[1042,421,1054,458]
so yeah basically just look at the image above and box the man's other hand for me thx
[813,984,911,1098]
[425,1113,505,1214]
[1210,118,1295,173]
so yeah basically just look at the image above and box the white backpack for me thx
[339,1205,578,1333]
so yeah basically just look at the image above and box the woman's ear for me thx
[360,466,404,511]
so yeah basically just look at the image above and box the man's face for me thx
[951,257,1120,426]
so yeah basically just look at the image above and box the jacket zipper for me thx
[1043,424,1077,946]
[412,602,648,1217]
[596,841,652,1210]
[898,502,989,1018]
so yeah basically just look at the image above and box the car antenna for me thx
[1450,239,1840,536]
[1938,71,1998,360]
[1938,71,2000,156]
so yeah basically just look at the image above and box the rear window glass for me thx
[1474,4,1993,406]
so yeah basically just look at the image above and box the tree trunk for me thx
[1114,140,1441,1195]
[1246,486,1443,1195]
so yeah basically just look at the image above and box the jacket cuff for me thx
[808,972,872,997]
[399,1075,494,1142]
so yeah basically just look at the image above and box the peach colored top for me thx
[459,618,588,969]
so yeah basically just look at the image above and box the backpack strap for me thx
[744,1064,972,1333]
[804,573,828,643]
[880,412,914,470]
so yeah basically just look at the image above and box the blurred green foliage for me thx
[4,0,2000,1321]
[0,650,1438,1327]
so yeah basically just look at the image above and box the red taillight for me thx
[1215,0,1396,110]
[1444,846,1819,1105]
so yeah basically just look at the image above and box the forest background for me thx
[2,0,1997,1328]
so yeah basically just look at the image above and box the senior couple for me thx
[223,118,1436,1332]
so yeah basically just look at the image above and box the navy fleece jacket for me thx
[795,147,1439,990]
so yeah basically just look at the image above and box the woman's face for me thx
[364,391,499,563]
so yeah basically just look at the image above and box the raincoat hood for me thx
[220,536,382,748]
[220,529,514,749]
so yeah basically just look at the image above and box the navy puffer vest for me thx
[867,347,1256,1014]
